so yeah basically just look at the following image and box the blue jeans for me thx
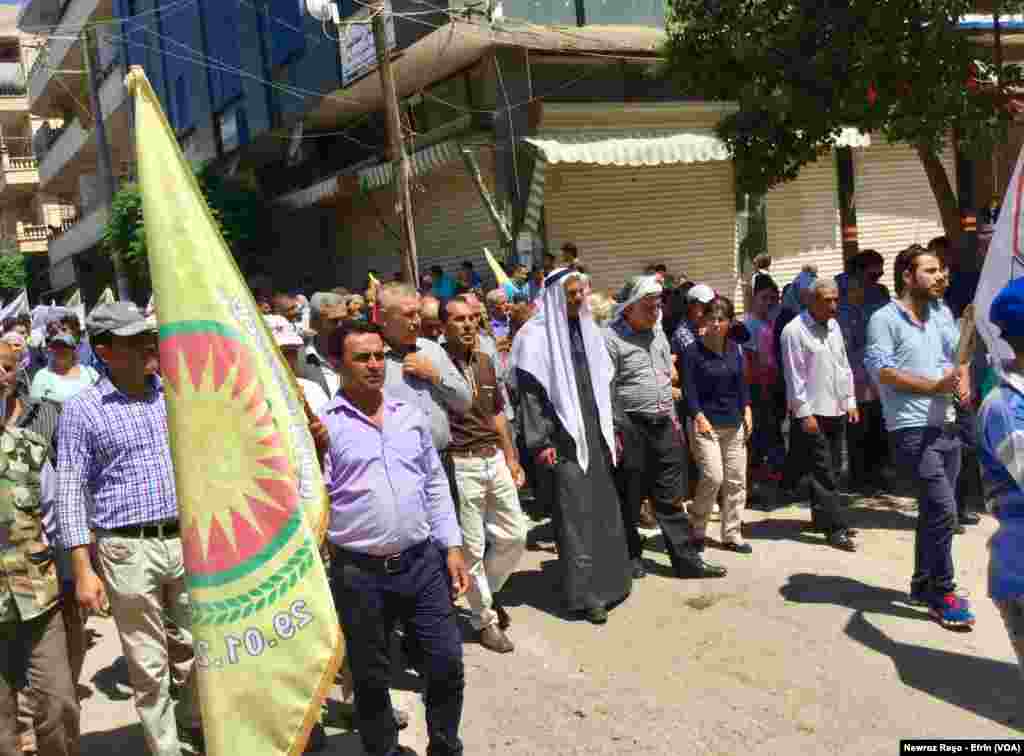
[331,541,464,756]
[891,426,962,600]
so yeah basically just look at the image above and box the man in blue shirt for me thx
[320,319,469,756]
[865,245,973,629]
[977,276,1024,675]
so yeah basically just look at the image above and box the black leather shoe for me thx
[722,541,753,554]
[584,606,608,624]
[674,553,728,578]
[494,602,511,630]
[959,511,981,525]
[631,557,647,579]
[828,530,857,552]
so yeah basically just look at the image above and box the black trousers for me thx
[846,399,886,485]
[331,541,464,756]
[789,415,848,534]
[616,413,688,560]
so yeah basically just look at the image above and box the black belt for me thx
[627,412,673,427]
[333,539,430,575]
[108,521,180,539]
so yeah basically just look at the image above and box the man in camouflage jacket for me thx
[0,337,78,756]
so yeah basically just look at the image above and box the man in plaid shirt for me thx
[55,303,201,756]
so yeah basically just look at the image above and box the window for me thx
[582,0,664,26]
[218,106,249,154]
[500,0,577,25]
[269,0,306,68]
[202,0,242,110]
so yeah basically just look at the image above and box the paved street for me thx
[75,494,1021,756]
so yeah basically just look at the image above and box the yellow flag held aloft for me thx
[483,247,511,287]
[125,67,342,756]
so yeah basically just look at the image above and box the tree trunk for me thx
[915,144,964,249]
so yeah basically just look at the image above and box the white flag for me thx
[0,290,30,322]
[975,143,1024,365]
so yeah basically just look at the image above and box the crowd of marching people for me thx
[6,224,1024,756]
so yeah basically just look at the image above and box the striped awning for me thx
[524,130,731,167]
[520,127,870,234]
[358,140,461,191]
[275,139,463,208]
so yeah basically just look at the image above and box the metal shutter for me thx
[336,152,501,289]
[765,153,842,291]
[855,141,956,285]
[410,152,501,288]
[543,162,738,300]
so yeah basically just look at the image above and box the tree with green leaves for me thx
[663,0,1022,248]
[102,164,269,295]
[0,241,27,293]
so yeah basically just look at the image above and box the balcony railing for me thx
[15,222,51,254]
[4,154,38,171]
[17,223,49,241]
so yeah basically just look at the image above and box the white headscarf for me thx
[510,268,616,472]
[613,274,663,324]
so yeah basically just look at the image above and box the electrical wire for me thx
[26,0,648,154]
[18,0,200,36]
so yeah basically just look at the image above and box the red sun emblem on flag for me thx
[160,321,301,588]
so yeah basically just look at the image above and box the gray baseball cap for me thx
[310,291,345,316]
[86,302,155,338]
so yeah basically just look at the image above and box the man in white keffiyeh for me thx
[511,269,631,624]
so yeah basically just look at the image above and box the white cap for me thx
[686,283,715,304]
[264,314,303,348]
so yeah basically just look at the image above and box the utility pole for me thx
[83,27,131,301]
[371,2,418,285]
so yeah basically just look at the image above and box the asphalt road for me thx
[73,493,1022,756]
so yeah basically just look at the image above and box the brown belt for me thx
[448,445,499,459]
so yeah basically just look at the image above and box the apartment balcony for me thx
[0,63,28,115]
[47,202,107,271]
[37,62,130,196]
[0,151,39,197]
[24,0,114,118]
[15,222,49,254]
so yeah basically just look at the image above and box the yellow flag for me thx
[125,67,342,756]
[483,247,511,287]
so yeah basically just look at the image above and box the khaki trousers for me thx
[0,606,80,756]
[452,451,528,631]
[96,534,200,756]
[688,424,747,544]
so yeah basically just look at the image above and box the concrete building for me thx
[17,0,989,303]
[0,7,73,298]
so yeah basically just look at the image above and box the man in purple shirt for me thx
[319,319,469,756]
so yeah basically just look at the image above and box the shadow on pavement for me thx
[743,518,826,547]
[80,722,146,755]
[842,500,918,531]
[846,610,1022,731]
[90,655,133,702]
[525,521,557,554]
[782,574,1021,728]
[779,573,926,622]
[498,559,577,621]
